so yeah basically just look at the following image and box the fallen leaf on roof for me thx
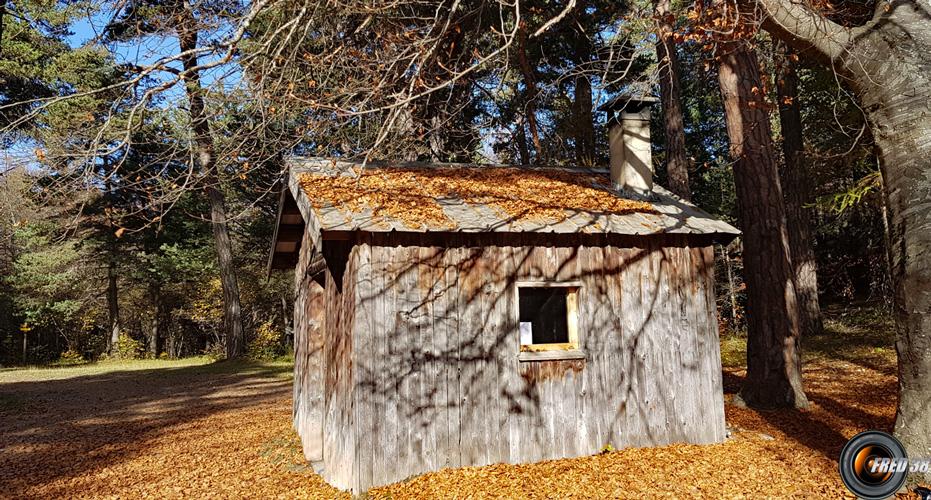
[299,167,655,230]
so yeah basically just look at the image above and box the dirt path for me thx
[0,312,912,499]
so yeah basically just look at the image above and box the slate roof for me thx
[284,157,740,240]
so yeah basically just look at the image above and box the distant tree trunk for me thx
[774,42,822,337]
[569,3,595,167]
[573,74,595,166]
[177,5,244,359]
[147,284,162,357]
[517,22,543,163]
[107,258,120,354]
[717,40,808,409]
[722,243,740,325]
[653,0,691,199]
[104,162,121,355]
[516,119,531,166]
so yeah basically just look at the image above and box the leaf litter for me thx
[0,337,921,498]
[299,167,655,230]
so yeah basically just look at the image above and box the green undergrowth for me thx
[718,302,896,372]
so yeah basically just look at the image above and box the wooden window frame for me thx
[515,281,586,362]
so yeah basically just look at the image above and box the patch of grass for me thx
[719,334,748,370]
[805,303,896,372]
[0,356,293,385]
[718,302,896,372]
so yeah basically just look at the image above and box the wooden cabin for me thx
[268,98,739,493]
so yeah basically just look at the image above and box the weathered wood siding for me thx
[320,244,358,491]
[292,229,324,462]
[341,233,725,493]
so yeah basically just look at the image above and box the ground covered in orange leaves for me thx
[0,305,913,498]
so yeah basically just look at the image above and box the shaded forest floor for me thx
[0,304,911,498]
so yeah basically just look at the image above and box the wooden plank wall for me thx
[292,230,324,461]
[339,234,726,493]
[320,245,358,491]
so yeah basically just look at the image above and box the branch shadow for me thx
[0,361,292,497]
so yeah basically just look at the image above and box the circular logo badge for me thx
[839,430,908,499]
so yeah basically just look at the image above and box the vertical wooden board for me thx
[460,246,488,467]
[368,246,387,486]
[654,246,674,443]
[410,245,428,477]
[600,244,628,449]
[687,245,710,442]
[352,244,374,490]
[398,246,417,480]
[302,280,326,462]
[322,271,337,486]
[341,249,357,491]
[504,246,524,464]
[582,245,607,452]
[489,244,512,465]
[418,244,441,474]
[575,246,595,456]
[643,243,669,446]
[455,245,472,467]
[550,246,568,460]
[478,244,494,466]
[443,246,462,469]
[293,283,304,432]
[675,247,710,442]
[667,246,686,441]
[383,246,400,485]
[620,245,647,447]
[698,245,726,442]
[431,245,451,470]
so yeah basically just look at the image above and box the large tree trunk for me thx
[774,42,822,337]
[178,6,245,359]
[757,0,931,477]
[717,40,808,409]
[853,32,931,481]
[653,0,691,199]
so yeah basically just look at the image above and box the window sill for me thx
[518,349,586,362]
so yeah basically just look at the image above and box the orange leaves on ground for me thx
[300,167,654,230]
[0,364,345,500]
[0,340,916,499]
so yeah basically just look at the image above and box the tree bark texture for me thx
[517,23,543,163]
[570,3,596,167]
[653,0,691,200]
[717,40,808,409]
[107,258,120,354]
[178,7,245,359]
[147,284,162,357]
[774,42,822,338]
[758,0,931,476]
[574,74,595,166]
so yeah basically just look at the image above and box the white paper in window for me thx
[519,321,533,345]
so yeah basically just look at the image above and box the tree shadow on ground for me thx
[0,360,292,497]
[720,304,897,462]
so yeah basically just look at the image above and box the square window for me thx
[517,284,579,352]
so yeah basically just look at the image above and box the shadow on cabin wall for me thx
[295,230,727,491]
